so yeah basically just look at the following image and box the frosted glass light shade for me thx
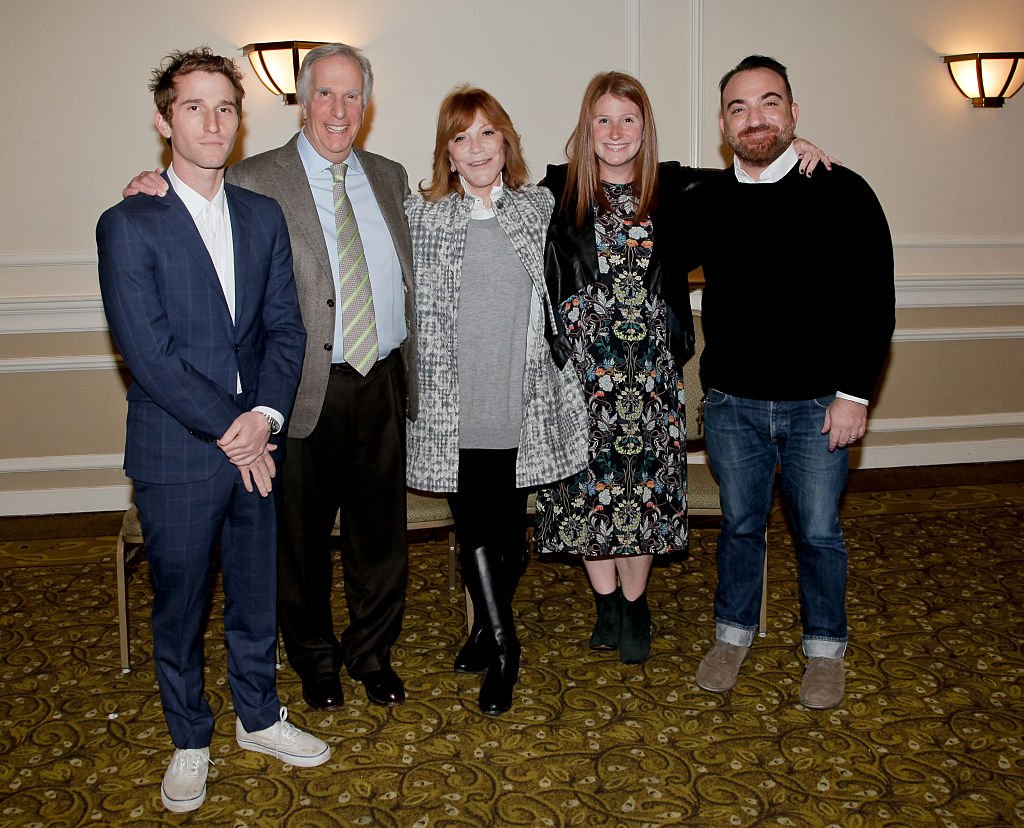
[944,52,1024,108]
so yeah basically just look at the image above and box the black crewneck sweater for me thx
[696,162,895,402]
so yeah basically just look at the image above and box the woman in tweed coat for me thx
[405,87,587,715]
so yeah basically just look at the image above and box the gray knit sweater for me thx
[404,185,588,492]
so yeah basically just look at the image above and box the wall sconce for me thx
[242,41,326,105]
[943,52,1024,107]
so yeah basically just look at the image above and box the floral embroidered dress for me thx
[535,181,688,558]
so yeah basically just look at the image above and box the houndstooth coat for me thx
[404,184,589,493]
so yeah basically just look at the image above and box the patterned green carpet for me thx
[0,479,1022,826]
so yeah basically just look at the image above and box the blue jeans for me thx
[703,390,848,658]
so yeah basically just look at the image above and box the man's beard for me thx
[728,121,795,167]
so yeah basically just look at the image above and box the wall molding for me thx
[688,437,1024,470]
[8,276,1014,338]
[895,275,1024,308]
[0,453,123,474]
[0,355,122,374]
[0,252,97,267]
[4,437,1021,516]
[689,0,704,169]
[0,296,108,333]
[625,0,640,76]
[893,326,1024,342]
[687,273,1024,313]
[892,235,1024,249]
[869,411,1024,432]
[0,485,131,516]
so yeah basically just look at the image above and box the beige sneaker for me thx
[161,747,211,813]
[800,657,845,709]
[236,707,331,767]
[695,641,749,692]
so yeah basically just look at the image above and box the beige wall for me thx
[1,0,1022,513]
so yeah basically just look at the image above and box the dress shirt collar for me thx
[733,142,799,184]
[297,129,364,178]
[460,174,505,220]
[167,164,227,216]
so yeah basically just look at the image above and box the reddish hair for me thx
[563,72,659,225]
[420,86,529,201]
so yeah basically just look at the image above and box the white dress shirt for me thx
[167,166,284,428]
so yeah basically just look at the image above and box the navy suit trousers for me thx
[135,460,281,748]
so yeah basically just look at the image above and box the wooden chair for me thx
[115,492,457,673]
[683,313,768,637]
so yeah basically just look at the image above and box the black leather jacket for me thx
[541,161,716,370]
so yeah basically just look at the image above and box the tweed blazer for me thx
[404,184,588,492]
[227,135,418,436]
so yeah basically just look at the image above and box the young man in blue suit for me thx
[97,48,328,814]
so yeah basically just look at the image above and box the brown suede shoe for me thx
[695,641,749,693]
[800,657,845,709]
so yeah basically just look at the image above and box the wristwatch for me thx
[261,412,281,435]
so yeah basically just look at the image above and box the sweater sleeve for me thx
[835,171,895,401]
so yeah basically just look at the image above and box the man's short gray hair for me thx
[296,43,373,108]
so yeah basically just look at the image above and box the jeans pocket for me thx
[704,387,729,407]
[812,393,837,410]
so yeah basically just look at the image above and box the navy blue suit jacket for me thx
[98,175,306,484]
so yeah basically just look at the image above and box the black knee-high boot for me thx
[454,540,527,673]
[471,546,520,715]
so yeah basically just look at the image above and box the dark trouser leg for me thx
[277,353,408,681]
[277,430,345,680]
[219,467,282,732]
[335,354,408,678]
[135,475,222,749]
[137,462,278,746]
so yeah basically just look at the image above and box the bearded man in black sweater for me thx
[693,55,895,710]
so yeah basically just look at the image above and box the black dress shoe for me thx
[302,673,344,710]
[359,667,405,707]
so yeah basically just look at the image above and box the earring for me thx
[450,161,456,173]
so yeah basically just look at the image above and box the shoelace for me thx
[274,707,301,745]
[171,749,212,777]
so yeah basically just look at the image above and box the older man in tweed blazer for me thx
[226,45,417,712]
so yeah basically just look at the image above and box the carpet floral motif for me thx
[1,484,1022,825]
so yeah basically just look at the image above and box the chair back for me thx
[683,311,721,515]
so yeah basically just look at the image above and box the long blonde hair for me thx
[563,72,659,226]
[420,86,530,201]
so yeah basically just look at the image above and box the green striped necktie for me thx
[330,162,378,376]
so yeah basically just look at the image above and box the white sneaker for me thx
[161,747,211,813]
[236,707,331,767]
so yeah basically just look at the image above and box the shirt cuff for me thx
[836,392,869,406]
[252,405,285,434]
